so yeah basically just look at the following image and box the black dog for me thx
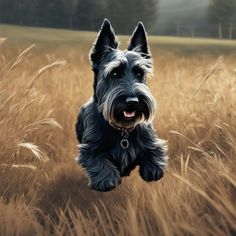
[76,19,168,192]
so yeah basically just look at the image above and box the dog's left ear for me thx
[128,22,151,58]
[90,19,118,68]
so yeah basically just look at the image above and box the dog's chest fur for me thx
[79,100,141,176]
[99,117,141,176]
[109,132,140,176]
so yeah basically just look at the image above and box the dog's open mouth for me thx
[123,111,136,119]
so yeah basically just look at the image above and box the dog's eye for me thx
[110,67,121,78]
[112,71,118,76]
[133,67,144,80]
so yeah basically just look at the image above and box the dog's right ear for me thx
[90,19,118,68]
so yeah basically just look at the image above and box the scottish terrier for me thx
[76,19,168,192]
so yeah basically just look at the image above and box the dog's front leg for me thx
[139,126,168,182]
[79,151,121,192]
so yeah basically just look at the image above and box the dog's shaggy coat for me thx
[76,19,168,192]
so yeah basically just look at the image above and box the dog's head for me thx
[90,19,156,130]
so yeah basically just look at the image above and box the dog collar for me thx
[110,122,134,149]
[110,122,134,132]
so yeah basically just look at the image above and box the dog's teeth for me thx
[123,111,136,118]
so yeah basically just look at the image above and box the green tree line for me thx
[0,0,235,38]
[208,0,236,39]
[0,0,159,34]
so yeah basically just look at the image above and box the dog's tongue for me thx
[123,111,136,118]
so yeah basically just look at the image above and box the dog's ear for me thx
[128,22,151,58]
[90,19,118,67]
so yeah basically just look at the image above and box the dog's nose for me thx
[126,96,139,106]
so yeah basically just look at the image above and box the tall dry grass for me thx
[0,40,235,236]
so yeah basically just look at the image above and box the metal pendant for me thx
[120,139,129,149]
[120,130,129,149]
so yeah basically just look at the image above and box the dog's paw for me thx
[140,163,163,182]
[89,169,121,192]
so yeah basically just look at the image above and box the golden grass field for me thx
[0,25,236,235]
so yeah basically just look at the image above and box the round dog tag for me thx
[120,139,129,149]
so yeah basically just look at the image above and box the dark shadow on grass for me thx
[37,162,131,219]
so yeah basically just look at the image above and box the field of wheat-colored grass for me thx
[0,26,236,235]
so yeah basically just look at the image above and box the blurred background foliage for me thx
[0,0,236,38]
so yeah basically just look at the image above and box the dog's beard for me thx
[107,102,142,129]
[100,84,156,129]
